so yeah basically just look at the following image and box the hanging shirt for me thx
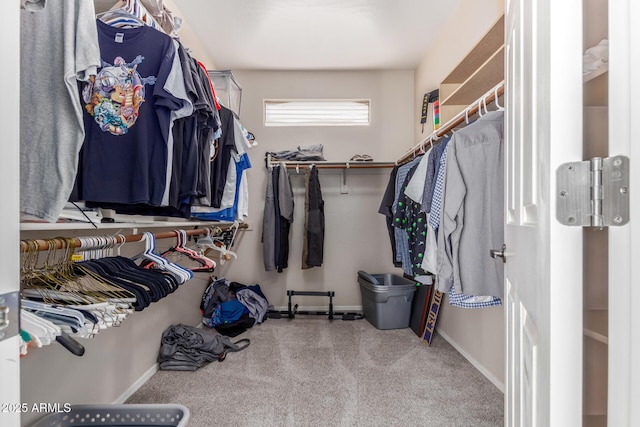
[394,163,428,276]
[422,136,451,214]
[392,157,422,276]
[277,164,294,272]
[447,286,502,308]
[191,116,253,222]
[378,166,402,268]
[234,116,255,220]
[439,111,505,299]
[191,154,251,222]
[20,0,101,222]
[262,168,277,271]
[428,144,449,230]
[404,147,432,203]
[160,40,195,207]
[210,106,237,208]
[303,166,325,268]
[77,20,188,207]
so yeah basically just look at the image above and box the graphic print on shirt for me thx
[83,55,157,136]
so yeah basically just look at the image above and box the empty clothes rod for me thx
[19,223,248,253]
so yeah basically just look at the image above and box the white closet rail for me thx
[397,80,505,165]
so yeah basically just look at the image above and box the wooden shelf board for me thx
[584,66,608,106]
[584,309,608,344]
[584,63,608,84]
[441,45,504,106]
[439,83,460,105]
[439,105,466,128]
[442,14,505,84]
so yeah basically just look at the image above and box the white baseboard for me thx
[436,330,505,393]
[272,305,362,312]
[113,363,159,404]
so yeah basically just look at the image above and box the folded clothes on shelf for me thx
[268,144,326,161]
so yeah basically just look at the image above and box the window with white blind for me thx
[264,99,370,126]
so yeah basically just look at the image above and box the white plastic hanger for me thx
[21,310,60,346]
[138,232,193,284]
[197,228,238,265]
[22,300,86,330]
[96,7,146,28]
[494,86,504,111]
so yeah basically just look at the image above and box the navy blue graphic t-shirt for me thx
[78,20,185,206]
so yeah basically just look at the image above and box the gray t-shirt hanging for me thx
[20,0,100,222]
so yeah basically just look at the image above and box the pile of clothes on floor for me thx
[157,324,250,371]
[200,278,269,337]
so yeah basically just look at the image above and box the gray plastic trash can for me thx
[358,270,417,330]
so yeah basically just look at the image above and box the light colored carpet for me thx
[126,317,504,427]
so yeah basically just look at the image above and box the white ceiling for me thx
[172,0,460,70]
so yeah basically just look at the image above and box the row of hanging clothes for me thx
[380,102,505,308]
[262,161,325,272]
[20,0,255,224]
[19,227,238,357]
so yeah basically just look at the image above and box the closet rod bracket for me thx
[0,291,19,342]
[340,170,349,194]
[556,155,629,227]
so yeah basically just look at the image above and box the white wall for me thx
[0,2,21,427]
[221,70,414,309]
[163,0,216,69]
[413,0,506,387]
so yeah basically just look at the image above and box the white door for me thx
[0,2,22,427]
[608,1,640,425]
[504,0,584,425]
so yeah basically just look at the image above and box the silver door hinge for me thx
[556,156,629,227]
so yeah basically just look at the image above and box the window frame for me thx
[263,98,371,127]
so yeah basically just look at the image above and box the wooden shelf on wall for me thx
[441,45,504,107]
[441,15,505,85]
[584,309,608,344]
[584,65,608,107]
[438,14,505,122]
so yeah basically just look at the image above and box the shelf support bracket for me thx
[340,169,349,194]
